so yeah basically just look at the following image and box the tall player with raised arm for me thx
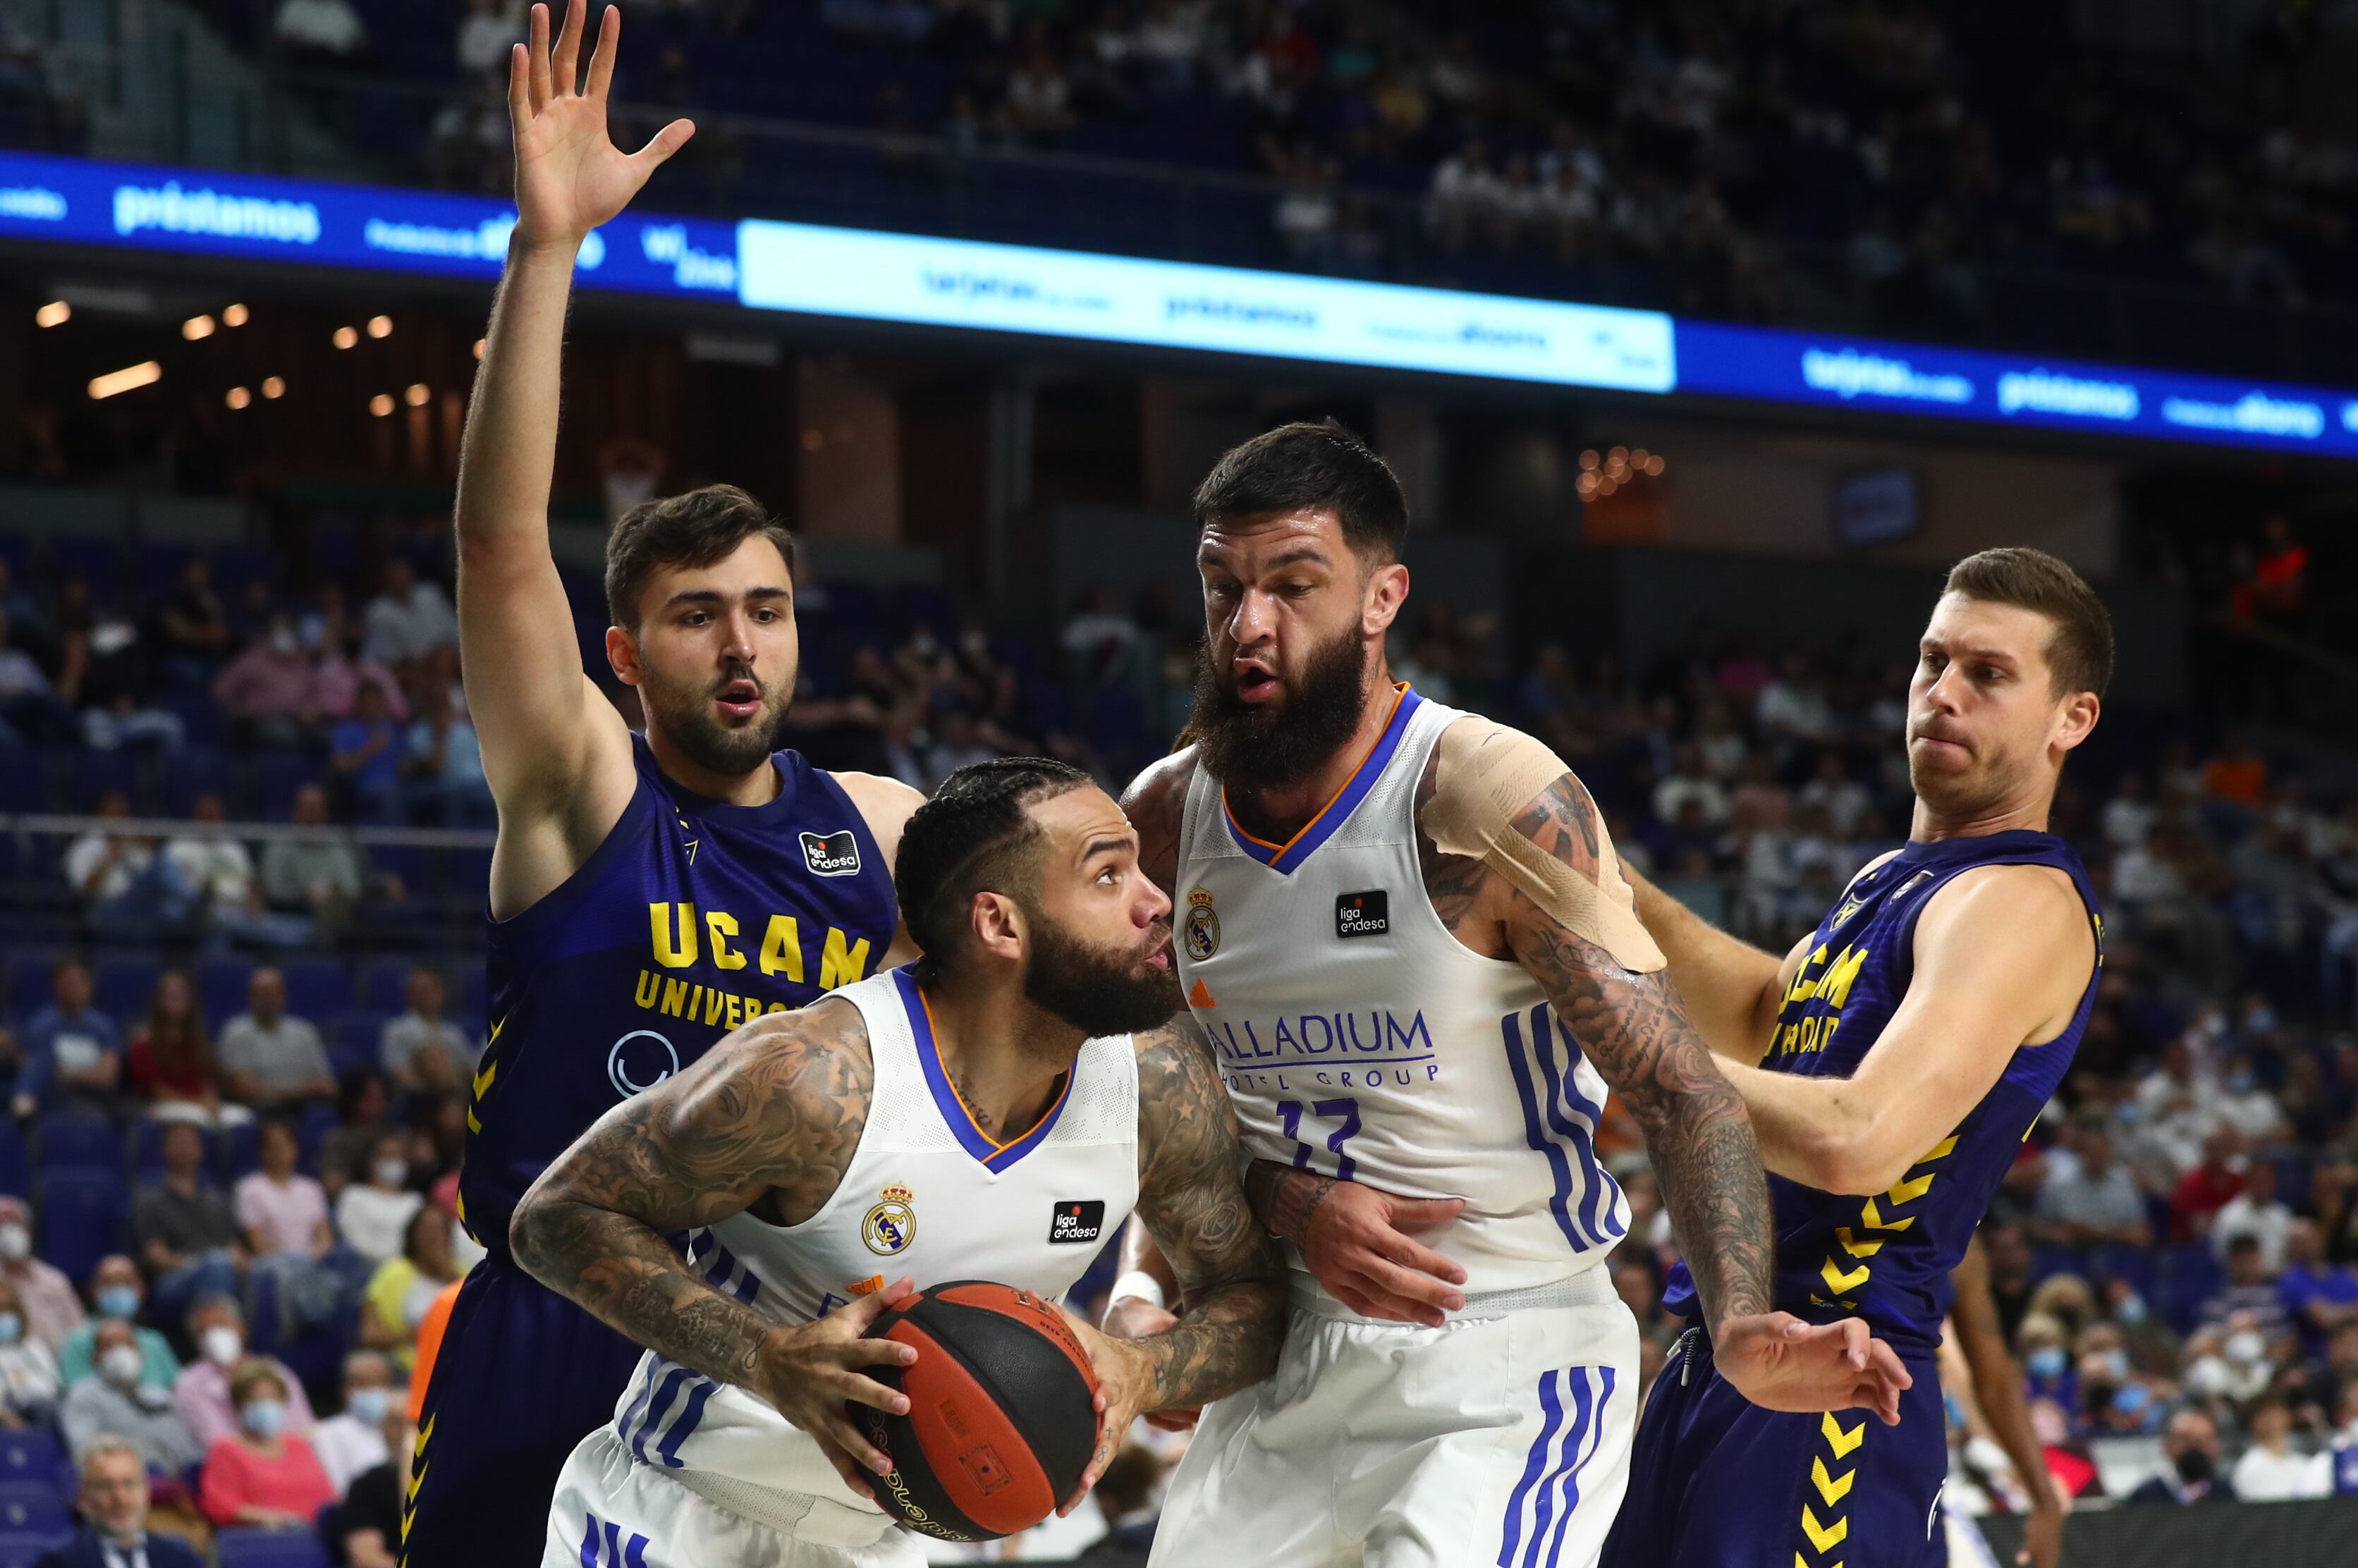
[1111,422,1907,1568]
[402,6,923,1564]
[1601,549,2109,1568]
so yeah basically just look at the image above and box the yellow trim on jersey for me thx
[1221,682,1409,855]
[913,984,1073,1153]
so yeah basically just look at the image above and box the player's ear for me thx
[604,623,642,687]
[969,890,1025,967]
[2053,690,2101,754]
[1362,561,1409,639]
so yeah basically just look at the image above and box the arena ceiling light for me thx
[182,313,214,340]
[333,325,358,349]
[225,386,251,409]
[222,302,249,326]
[404,382,429,406]
[367,314,393,338]
[88,361,161,399]
[261,376,286,398]
[369,392,394,417]
[33,300,67,327]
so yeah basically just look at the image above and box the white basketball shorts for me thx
[1150,1271,1637,1568]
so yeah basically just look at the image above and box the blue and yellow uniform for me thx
[402,735,898,1568]
[1604,829,2100,1568]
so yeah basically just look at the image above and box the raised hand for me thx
[508,0,694,250]
[1713,1312,1912,1423]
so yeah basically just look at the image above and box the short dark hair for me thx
[1941,547,2114,699]
[603,484,797,630]
[1192,419,1410,562]
[894,759,1092,979]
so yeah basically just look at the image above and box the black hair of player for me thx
[603,484,798,630]
[895,757,1094,983]
[1192,418,1410,563]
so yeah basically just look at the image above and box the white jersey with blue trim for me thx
[1175,687,1627,1300]
[604,967,1140,1517]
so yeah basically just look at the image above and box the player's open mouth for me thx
[1233,662,1278,703]
[716,679,762,721]
[1144,948,1171,972]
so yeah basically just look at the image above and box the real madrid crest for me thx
[862,1182,916,1256]
[1183,888,1221,962]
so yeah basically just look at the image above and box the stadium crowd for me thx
[196,0,2358,345]
[1,507,2355,1555]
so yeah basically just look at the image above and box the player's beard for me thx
[1187,623,1370,792]
[1022,912,1182,1040]
[640,662,789,778]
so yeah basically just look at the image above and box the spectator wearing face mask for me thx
[60,1318,202,1474]
[173,1297,314,1456]
[198,1360,335,1529]
[310,1350,395,1499]
[2230,1390,2330,1500]
[0,1275,59,1427]
[2016,1312,2076,1409]
[57,1255,178,1390]
[0,1195,85,1352]
[333,1134,420,1266]
[2125,1407,2237,1504]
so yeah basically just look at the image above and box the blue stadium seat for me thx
[0,1531,67,1568]
[195,954,258,1031]
[0,1481,63,1536]
[33,1113,119,1175]
[154,692,226,750]
[214,1529,332,1568]
[328,1015,382,1082]
[0,751,42,812]
[35,1170,124,1286]
[91,953,161,1025]
[279,957,352,1022]
[0,1428,59,1486]
[294,1103,338,1175]
[219,1117,260,1182]
[157,744,234,818]
[66,748,142,811]
[250,752,317,821]
[360,956,414,1015]
[0,1124,27,1199]
[1,955,59,1019]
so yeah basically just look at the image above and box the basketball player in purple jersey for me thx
[1604,549,2110,1568]
[403,6,923,1564]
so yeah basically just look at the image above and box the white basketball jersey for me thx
[606,967,1140,1519]
[1175,686,1627,1299]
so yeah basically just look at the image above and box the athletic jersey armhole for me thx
[483,768,659,963]
[1889,856,2100,1027]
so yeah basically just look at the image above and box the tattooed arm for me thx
[1065,1017,1287,1502]
[510,1000,920,1496]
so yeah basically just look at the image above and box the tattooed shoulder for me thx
[1412,747,1504,953]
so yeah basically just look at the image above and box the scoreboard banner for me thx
[3,147,2354,460]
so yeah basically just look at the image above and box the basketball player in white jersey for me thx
[511,758,1287,1567]
[1111,422,1907,1568]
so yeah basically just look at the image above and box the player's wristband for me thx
[1108,1270,1168,1314]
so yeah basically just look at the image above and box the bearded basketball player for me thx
[1603,549,2108,1568]
[1108,421,1909,1568]
[402,6,922,1564]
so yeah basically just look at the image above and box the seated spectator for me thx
[380,967,472,1095]
[331,682,403,825]
[64,792,198,945]
[126,969,246,1125]
[2282,1218,2358,1349]
[276,0,367,66]
[1650,742,1730,830]
[323,1400,410,1568]
[360,558,456,674]
[61,1320,202,1476]
[212,611,319,749]
[133,1124,245,1325]
[32,1435,205,1568]
[360,1206,456,1375]
[13,956,123,1118]
[151,556,230,691]
[310,1350,393,1499]
[0,605,73,744]
[2170,1127,2247,1244]
[336,1134,422,1270]
[0,1275,61,1426]
[176,1297,314,1456]
[318,1072,392,1199]
[2214,1157,2295,1270]
[2229,1390,2330,1500]
[1073,1443,1162,1567]
[166,795,312,952]
[0,1195,85,1352]
[403,649,491,827]
[219,966,336,1112]
[198,1359,336,1529]
[2125,1407,2235,1504]
[314,620,407,724]
[2031,1124,2151,1253]
[58,1255,178,1390]
[259,785,366,940]
[237,1121,332,1261]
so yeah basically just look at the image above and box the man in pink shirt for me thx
[235,1122,333,1259]
[0,1196,85,1352]
[173,1297,314,1455]
[212,613,319,749]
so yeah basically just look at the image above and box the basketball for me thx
[853,1280,1104,1542]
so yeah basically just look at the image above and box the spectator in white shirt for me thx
[2103,770,2161,853]
[379,967,472,1095]
[2213,1158,2295,1272]
[1797,749,1876,838]
[309,1351,394,1499]
[1651,742,1730,829]
[334,1135,422,1267]
[2213,1052,2291,1146]
[219,967,335,1113]
[276,0,366,59]
[361,559,457,673]
[1754,648,1839,747]
[167,794,312,950]
[2228,1391,2330,1500]
[454,0,524,74]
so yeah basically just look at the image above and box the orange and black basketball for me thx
[853,1280,1102,1542]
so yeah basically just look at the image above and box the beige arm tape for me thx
[1421,716,1668,974]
